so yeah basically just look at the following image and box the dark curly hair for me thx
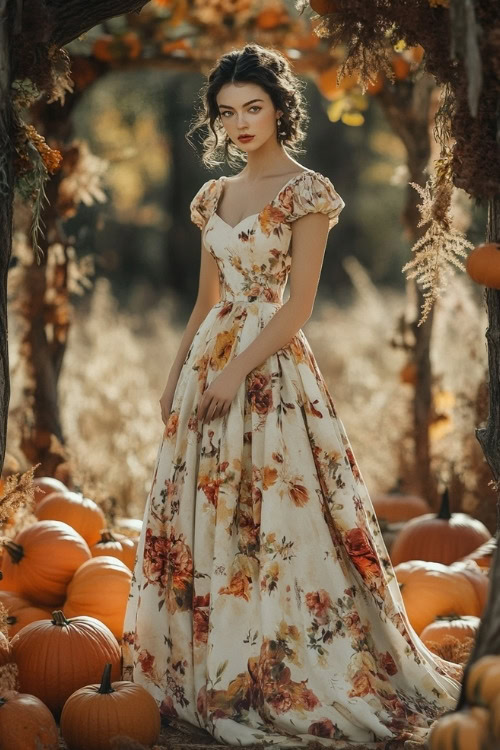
[186,43,309,170]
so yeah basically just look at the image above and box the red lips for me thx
[238,135,254,141]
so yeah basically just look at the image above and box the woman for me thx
[122,43,460,747]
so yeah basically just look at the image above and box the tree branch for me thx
[43,0,150,48]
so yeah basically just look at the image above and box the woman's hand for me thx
[159,381,177,425]
[197,363,244,424]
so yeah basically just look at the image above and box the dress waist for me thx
[216,296,283,306]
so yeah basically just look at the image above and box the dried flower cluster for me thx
[401,174,474,326]
[425,635,475,666]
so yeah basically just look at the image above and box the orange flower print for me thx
[289,481,309,507]
[345,447,361,481]
[344,527,383,585]
[262,465,278,489]
[305,589,332,624]
[210,327,238,370]
[197,473,221,507]
[138,648,155,676]
[193,593,210,645]
[259,205,287,235]
[349,667,376,698]
[309,718,343,739]
[380,651,398,676]
[218,569,252,601]
[164,412,178,438]
[289,336,306,364]
[247,372,273,415]
[170,536,194,591]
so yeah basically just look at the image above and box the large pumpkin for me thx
[0,520,91,606]
[428,706,491,750]
[0,591,51,637]
[465,654,500,707]
[36,491,106,547]
[63,556,131,639]
[11,610,121,718]
[0,692,59,750]
[390,488,491,566]
[91,530,138,570]
[60,662,161,750]
[466,242,500,288]
[394,559,488,634]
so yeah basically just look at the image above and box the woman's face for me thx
[215,82,281,151]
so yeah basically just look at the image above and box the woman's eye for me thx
[249,106,261,112]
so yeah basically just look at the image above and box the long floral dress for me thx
[122,170,460,748]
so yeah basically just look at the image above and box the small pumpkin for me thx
[60,662,161,750]
[466,242,500,289]
[0,591,51,637]
[420,615,481,649]
[63,556,131,639]
[91,529,138,570]
[372,481,431,523]
[390,488,491,566]
[0,692,59,750]
[11,610,121,718]
[394,559,487,634]
[310,0,337,15]
[459,538,497,570]
[36,491,106,547]
[428,706,491,750]
[465,654,500,707]
[0,520,91,606]
[32,476,68,506]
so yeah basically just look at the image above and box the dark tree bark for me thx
[376,72,438,506]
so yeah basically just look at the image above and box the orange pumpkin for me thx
[372,483,430,523]
[390,488,491,566]
[466,242,500,288]
[394,559,487,634]
[32,476,68,506]
[91,530,138,570]
[63,556,131,639]
[428,706,490,750]
[0,520,91,606]
[60,662,161,750]
[36,491,106,547]
[420,615,481,649]
[0,591,51,637]
[391,55,411,80]
[11,610,121,718]
[310,0,337,14]
[0,692,59,750]
[465,655,500,706]
[459,538,496,570]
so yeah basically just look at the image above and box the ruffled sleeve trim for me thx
[284,171,345,231]
[190,178,218,231]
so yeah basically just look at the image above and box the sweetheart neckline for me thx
[212,169,317,232]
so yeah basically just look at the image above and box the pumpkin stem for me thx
[98,663,116,694]
[3,540,24,564]
[99,529,117,544]
[51,610,71,627]
[437,487,451,520]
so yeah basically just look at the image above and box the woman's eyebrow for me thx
[218,99,264,109]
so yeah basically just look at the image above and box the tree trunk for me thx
[376,73,438,505]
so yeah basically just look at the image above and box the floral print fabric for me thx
[122,170,460,747]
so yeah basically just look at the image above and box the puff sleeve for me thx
[190,178,217,231]
[287,171,345,231]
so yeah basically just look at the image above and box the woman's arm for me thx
[161,238,220,408]
[197,211,331,422]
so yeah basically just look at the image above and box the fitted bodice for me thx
[190,169,345,305]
